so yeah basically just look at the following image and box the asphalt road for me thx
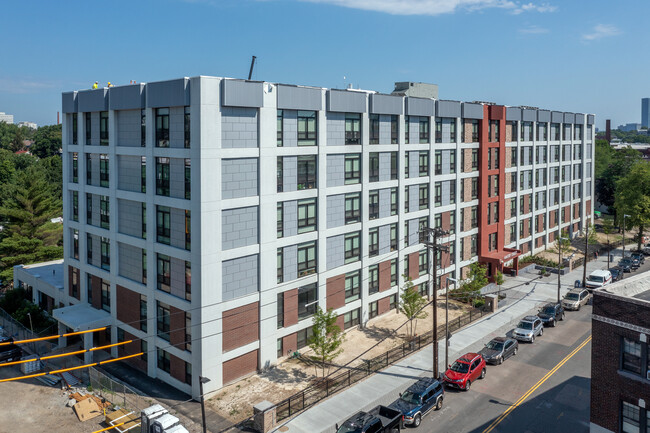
[417,303,593,433]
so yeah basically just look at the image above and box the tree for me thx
[580,223,599,288]
[454,263,488,306]
[398,275,428,339]
[494,270,504,301]
[602,218,614,267]
[31,124,62,159]
[308,307,345,377]
[548,230,572,266]
[615,162,650,252]
[596,147,642,215]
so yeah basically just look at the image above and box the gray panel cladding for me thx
[537,110,551,123]
[283,201,298,237]
[379,114,392,144]
[564,113,575,124]
[408,185,419,213]
[221,107,259,148]
[378,152,392,182]
[283,245,298,282]
[326,112,345,146]
[117,155,142,192]
[169,107,186,148]
[222,254,259,301]
[378,188,392,219]
[78,89,109,112]
[327,90,367,113]
[436,100,461,118]
[222,158,259,199]
[587,114,595,125]
[62,92,78,113]
[326,154,345,187]
[169,157,185,199]
[326,194,345,229]
[117,198,143,238]
[170,207,187,250]
[277,85,323,111]
[522,109,537,122]
[408,151,419,178]
[221,206,259,250]
[222,79,263,108]
[370,94,404,115]
[146,78,190,108]
[282,156,298,192]
[408,219,420,246]
[282,110,298,147]
[575,113,585,124]
[506,107,522,121]
[170,257,186,299]
[109,84,145,110]
[118,242,143,283]
[551,111,563,123]
[116,110,142,147]
[406,97,435,117]
[326,234,345,271]
[462,103,483,120]
[378,224,391,256]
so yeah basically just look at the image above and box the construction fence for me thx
[0,306,56,356]
[89,367,155,413]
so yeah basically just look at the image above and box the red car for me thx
[442,352,486,391]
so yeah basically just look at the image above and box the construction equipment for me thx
[248,56,256,80]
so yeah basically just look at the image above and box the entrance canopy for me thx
[53,303,112,332]
[481,248,521,266]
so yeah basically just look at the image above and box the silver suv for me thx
[513,316,544,343]
[562,289,590,311]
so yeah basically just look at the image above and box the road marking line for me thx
[482,335,592,433]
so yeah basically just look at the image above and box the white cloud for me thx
[0,78,57,94]
[298,0,556,16]
[518,25,549,34]
[581,24,621,41]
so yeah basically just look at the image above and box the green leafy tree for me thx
[398,275,428,339]
[0,149,16,186]
[596,147,642,215]
[455,263,488,306]
[308,307,345,377]
[602,218,615,266]
[548,230,572,267]
[31,124,62,159]
[615,162,650,251]
[494,270,504,300]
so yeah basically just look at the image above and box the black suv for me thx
[631,252,645,265]
[389,377,444,427]
[537,303,565,327]
[0,344,22,364]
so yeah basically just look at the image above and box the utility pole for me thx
[199,376,211,433]
[422,227,448,380]
[557,235,568,303]
[582,219,590,289]
[446,277,458,370]
[623,214,631,259]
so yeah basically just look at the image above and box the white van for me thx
[585,269,612,290]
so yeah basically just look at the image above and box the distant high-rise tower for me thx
[606,119,611,142]
[642,98,650,128]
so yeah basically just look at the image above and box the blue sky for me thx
[0,0,646,129]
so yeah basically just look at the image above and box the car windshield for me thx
[337,424,362,433]
[450,361,470,373]
[518,321,533,329]
[485,340,504,350]
[588,275,604,282]
[541,306,556,314]
[400,391,422,405]
[565,293,579,300]
[620,259,631,264]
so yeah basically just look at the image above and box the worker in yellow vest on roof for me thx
[92,81,98,89]
[108,82,113,88]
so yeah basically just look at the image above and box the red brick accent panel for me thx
[283,289,298,327]
[523,194,530,214]
[326,274,346,310]
[222,349,258,385]
[68,266,80,300]
[170,306,187,351]
[548,230,556,243]
[170,352,187,385]
[535,236,543,248]
[441,212,451,232]
[222,302,259,353]
[378,296,390,315]
[564,206,570,223]
[587,200,591,214]
[90,275,102,310]
[549,210,556,228]
[520,242,530,254]
[117,329,147,372]
[378,260,391,292]
[408,253,419,280]
[335,314,345,331]
[282,333,297,357]
[537,214,544,234]
[116,285,141,331]
[574,203,580,218]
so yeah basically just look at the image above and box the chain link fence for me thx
[0,306,56,356]
[89,367,156,413]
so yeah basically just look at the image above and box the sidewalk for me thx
[276,250,611,433]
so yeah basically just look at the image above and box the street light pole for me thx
[557,236,568,302]
[582,219,590,289]
[27,312,35,355]
[623,214,631,258]
[199,376,211,433]
[446,277,458,370]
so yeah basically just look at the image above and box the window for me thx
[298,283,317,319]
[85,112,92,144]
[389,294,397,310]
[471,234,478,255]
[472,149,479,170]
[277,292,284,328]
[141,156,146,193]
[489,120,499,142]
[345,193,361,224]
[391,188,398,215]
[622,337,642,374]
[72,153,78,183]
[156,206,170,245]
[391,115,398,144]
[435,150,442,175]
[155,108,170,147]
[369,190,379,220]
[277,157,283,192]
[405,115,410,144]
[369,301,378,319]
[157,301,171,341]
[297,155,317,189]
[141,109,146,147]
[369,228,379,257]
[404,186,409,213]
[276,110,285,148]
[156,157,170,196]
[157,254,171,293]
[100,237,110,271]
[71,266,79,296]
[157,348,170,373]
[418,217,429,242]
[185,360,192,384]
[419,250,428,276]
[450,119,457,142]
[419,184,429,210]
[276,203,284,238]
[435,118,442,143]
[419,151,429,176]
[369,153,379,182]
[100,196,109,229]
[419,117,429,143]
[345,271,360,302]
[184,106,190,148]
[72,191,78,222]
[86,233,93,263]
[297,241,317,277]
[434,182,442,206]
[450,151,456,174]
[344,308,360,329]
[72,114,78,145]
[142,203,147,239]
[184,261,191,300]
[449,211,456,235]
[277,249,283,283]
[344,154,361,184]
[101,279,110,312]
[489,233,497,251]
[296,326,313,350]
[369,264,379,294]
[184,159,191,199]
[471,206,478,228]
[297,198,317,233]
[471,177,478,200]
[87,273,93,304]
[391,259,398,286]
[298,111,317,145]
[622,401,643,433]
[369,114,379,144]
[390,152,398,179]
[390,223,398,251]
[72,229,79,259]
[345,113,361,144]
[99,111,108,145]
[99,154,109,187]
[344,232,361,264]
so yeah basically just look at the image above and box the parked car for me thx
[641,247,650,256]
[0,343,22,364]
[336,405,403,433]
[630,257,641,269]
[389,378,444,427]
[585,269,613,290]
[442,353,486,391]
[618,258,634,273]
[537,303,565,327]
[562,289,591,311]
[513,316,544,343]
[0,327,13,344]
[609,267,623,282]
[631,252,645,265]
[478,337,519,365]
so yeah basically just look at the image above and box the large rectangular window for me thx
[345,271,360,303]
[297,198,317,233]
[390,223,398,251]
[156,157,170,196]
[369,190,379,220]
[297,241,317,277]
[157,301,171,341]
[276,109,284,146]
[100,237,110,271]
[72,191,78,222]
[344,308,361,329]
[141,109,146,147]
[344,232,361,264]
[99,111,108,145]
[100,195,109,229]
[277,249,283,283]
[277,203,284,238]
[298,283,317,319]
[419,151,429,177]
[184,158,191,200]
[157,348,171,373]
[419,184,429,210]
[157,254,171,293]
[297,155,317,190]
[419,250,428,276]
[184,106,190,148]
[155,108,170,147]
[391,115,398,144]
[156,206,170,245]
[140,295,147,332]
[296,327,313,350]
[345,193,361,224]
[369,114,379,144]
[185,261,191,300]
[369,152,379,182]
[391,187,398,215]
[345,113,361,144]
[622,337,642,374]
[101,279,110,312]
[369,228,379,257]
[99,154,109,187]
[405,115,410,144]
[85,112,92,144]
[435,118,442,143]
[72,114,78,145]
[344,154,361,184]
[419,117,430,143]
[368,264,379,294]
[277,292,284,328]
[72,153,78,183]
[141,156,147,193]
[298,111,317,145]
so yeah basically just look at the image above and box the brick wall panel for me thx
[378,260,391,292]
[463,149,473,173]
[378,296,390,315]
[463,178,472,202]
[169,306,187,351]
[222,302,259,353]
[282,333,297,357]
[91,275,102,310]
[505,146,512,167]
[408,252,419,280]
[462,120,473,144]
[117,329,147,372]
[326,274,346,310]
[116,285,141,330]
[336,314,345,331]
[463,207,472,231]
[223,349,258,385]
[441,212,450,232]
[283,289,298,327]
[505,199,511,220]
[505,172,512,193]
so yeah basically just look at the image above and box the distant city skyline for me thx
[0,0,648,128]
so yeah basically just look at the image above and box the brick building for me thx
[591,271,650,433]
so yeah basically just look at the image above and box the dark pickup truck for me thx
[336,405,403,433]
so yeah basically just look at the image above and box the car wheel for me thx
[513,347,518,356]
[560,312,565,321]
[436,397,443,410]
[577,304,581,311]
[413,413,421,427]
[480,368,486,379]
[498,357,503,365]
[531,335,535,343]
[551,319,556,327]
[540,328,544,336]
[465,380,471,391]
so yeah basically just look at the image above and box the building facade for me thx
[642,98,650,129]
[591,273,650,433]
[60,77,594,397]
[0,112,14,124]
